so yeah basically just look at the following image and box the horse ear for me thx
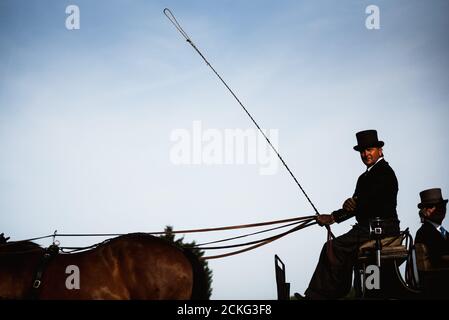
[0,233,10,243]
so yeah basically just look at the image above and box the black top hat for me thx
[418,188,448,209]
[353,130,384,151]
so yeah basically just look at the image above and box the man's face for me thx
[360,147,383,167]
[423,203,447,225]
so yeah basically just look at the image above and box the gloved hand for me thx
[316,214,335,226]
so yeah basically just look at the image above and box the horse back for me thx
[38,234,193,299]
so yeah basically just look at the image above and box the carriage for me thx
[275,222,449,300]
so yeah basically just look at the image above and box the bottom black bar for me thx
[0,300,430,319]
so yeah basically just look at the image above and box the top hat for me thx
[353,130,384,151]
[417,188,448,209]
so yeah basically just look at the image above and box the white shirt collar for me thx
[366,156,384,172]
[426,219,443,232]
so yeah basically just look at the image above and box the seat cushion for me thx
[357,234,409,265]
[358,235,403,255]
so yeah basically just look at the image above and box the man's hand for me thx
[316,214,335,226]
[343,197,357,212]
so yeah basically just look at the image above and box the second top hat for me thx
[418,188,448,209]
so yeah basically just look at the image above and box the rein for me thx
[1,215,317,259]
[201,219,317,260]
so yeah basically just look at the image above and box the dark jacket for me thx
[415,220,449,265]
[333,158,398,226]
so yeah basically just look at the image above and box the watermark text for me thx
[169,121,279,175]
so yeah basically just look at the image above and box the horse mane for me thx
[182,247,210,300]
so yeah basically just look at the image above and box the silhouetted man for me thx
[305,129,400,299]
[415,188,449,298]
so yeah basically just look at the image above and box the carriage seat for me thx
[357,234,408,263]
[353,233,410,299]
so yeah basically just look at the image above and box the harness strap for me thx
[30,244,59,299]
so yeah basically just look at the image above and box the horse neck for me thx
[0,246,43,299]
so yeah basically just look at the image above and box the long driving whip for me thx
[163,8,321,214]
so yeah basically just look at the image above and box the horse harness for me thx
[29,244,60,299]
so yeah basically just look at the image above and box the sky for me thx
[1,0,448,299]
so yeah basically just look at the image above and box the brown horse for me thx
[0,233,208,299]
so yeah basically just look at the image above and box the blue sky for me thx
[1,0,448,299]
